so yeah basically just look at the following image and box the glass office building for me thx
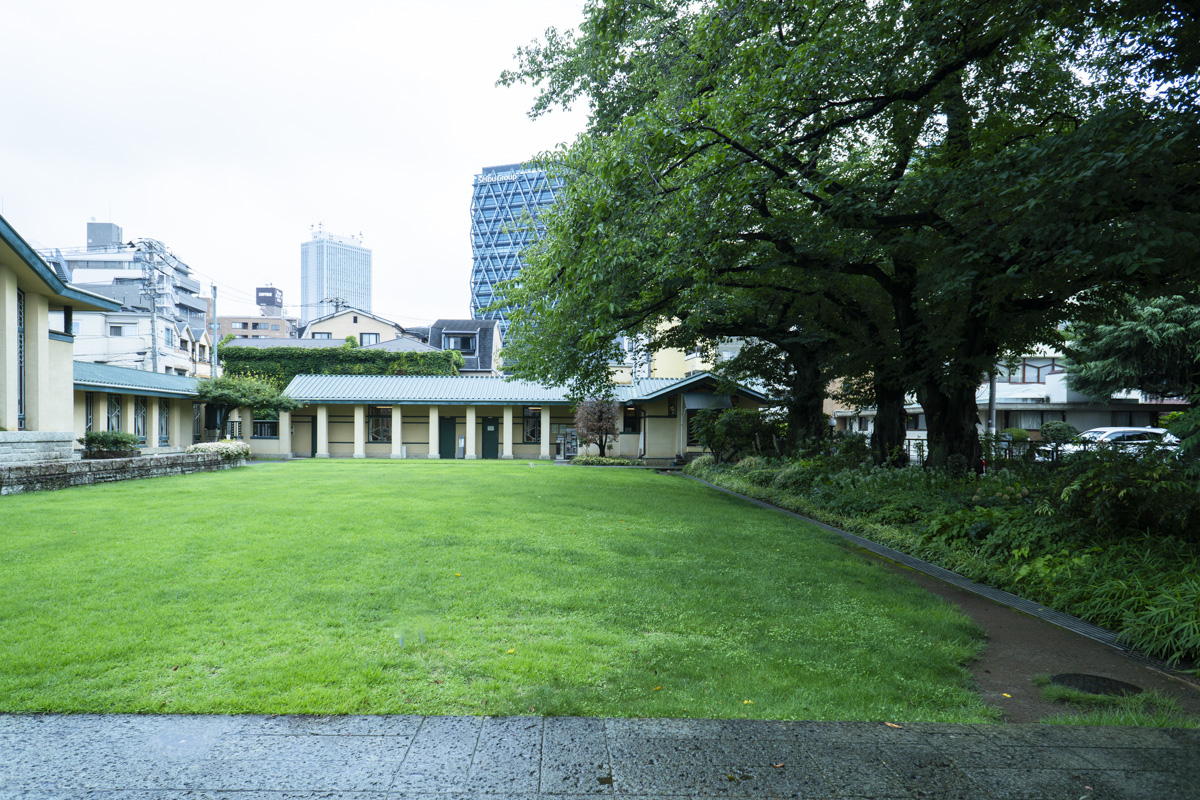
[469,164,561,341]
[300,227,372,325]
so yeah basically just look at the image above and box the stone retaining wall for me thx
[0,452,244,496]
[0,431,75,464]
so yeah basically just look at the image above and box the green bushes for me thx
[77,431,140,452]
[686,453,1200,670]
[690,408,785,463]
[569,456,644,466]
[219,346,464,390]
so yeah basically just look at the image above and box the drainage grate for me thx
[1050,673,1143,697]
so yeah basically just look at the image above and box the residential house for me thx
[427,319,502,375]
[298,308,414,346]
[834,349,1184,440]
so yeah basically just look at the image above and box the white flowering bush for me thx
[186,440,251,461]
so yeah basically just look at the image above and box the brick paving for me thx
[2,714,1197,799]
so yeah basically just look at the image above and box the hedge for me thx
[219,346,464,390]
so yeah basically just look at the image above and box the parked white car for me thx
[1057,427,1180,455]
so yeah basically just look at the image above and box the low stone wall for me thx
[0,452,244,496]
[0,431,75,464]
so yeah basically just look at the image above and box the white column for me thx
[279,410,292,458]
[540,406,552,460]
[147,399,160,453]
[315,404,330,458]
[391,405,404,458]
[502,406,513,459]
[465,405,477,459]
[240,407,253,446]
[22,293,50,430]
[428,405,440,458]
[353,404,366,458]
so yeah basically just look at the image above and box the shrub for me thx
[77,431,140,452]
[684,455,715,474]
[1002,427,1029,442]
[691,408,785,462]
[187,440,252,461]
[1040,420,1079,443]
[569,455,643,466]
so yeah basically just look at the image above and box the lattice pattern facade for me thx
[469,164,561,341]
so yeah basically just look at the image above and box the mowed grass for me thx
[0,461,996,721]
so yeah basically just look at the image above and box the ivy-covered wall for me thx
[220,346,464,390]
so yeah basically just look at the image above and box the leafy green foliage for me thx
[77,431,140,452]
[1065,296,1200,401]
[501,0,1200,472]
[219,346,463,391]
[690,409,785,464]
[343,335,359,348]
[569,455,644,466]
[687,453,1200,670]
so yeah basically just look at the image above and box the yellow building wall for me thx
[304,312,400,342]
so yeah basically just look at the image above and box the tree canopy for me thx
[195,375,304,436]
[499,0,1200,469]
[1065,296,1200,402]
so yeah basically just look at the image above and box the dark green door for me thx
[439,416,457,458]
[481,417,499,459]
[310,416,317,457]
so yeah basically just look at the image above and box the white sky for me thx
[0,0,587,325]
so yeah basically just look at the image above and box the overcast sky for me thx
[0,0,587,325]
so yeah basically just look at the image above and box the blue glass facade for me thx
[470,164,561,341]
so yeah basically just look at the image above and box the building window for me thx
[231,321,247,329]
[252,420,279,438]
[622,406,640,434]
[857,416,870,432]
[667,397,677,418]
[134,397,148,444]
[85,392,94,433]
[360,333,380,345]
[353,315,359,323]
[906,413,926,430]
[164,327,174,347]
[523,406,541,443]
[368,407,392,443]
[1111,410,1154,428]
[108,394,122,431]
[271,324,280,331]
[445,334,476,355]
[193,404,202,443]
[312,332,332,339]
[251,322,269,330]
[109,325,124,337]
[159,399,170,446]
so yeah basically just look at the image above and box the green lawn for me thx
[0,460,996,721]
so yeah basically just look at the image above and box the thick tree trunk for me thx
[918,381,983,471]
[870,380,909,466]
[784,352,827,454]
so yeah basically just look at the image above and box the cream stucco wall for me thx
[303,311,402,342]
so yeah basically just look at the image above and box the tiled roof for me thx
[282,373,763,405]
[73,361,200,397]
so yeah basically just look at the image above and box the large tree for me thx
[499,0,1199,469]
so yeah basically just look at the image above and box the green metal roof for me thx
[282,373,766,405]
[73,361,200,398]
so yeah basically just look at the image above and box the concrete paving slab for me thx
[0,714,1197,799]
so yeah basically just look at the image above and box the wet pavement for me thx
[2,713,1197,799]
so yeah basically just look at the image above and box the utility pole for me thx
[140,247,160,373]
[211,284,219,376]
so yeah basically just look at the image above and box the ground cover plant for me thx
[0,461,995,721]
[686,445,1200,673]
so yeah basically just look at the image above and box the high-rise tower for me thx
[469,164,561,341]
[300,225,371,325]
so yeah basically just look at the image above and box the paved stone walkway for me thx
[2,714,1197,799]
